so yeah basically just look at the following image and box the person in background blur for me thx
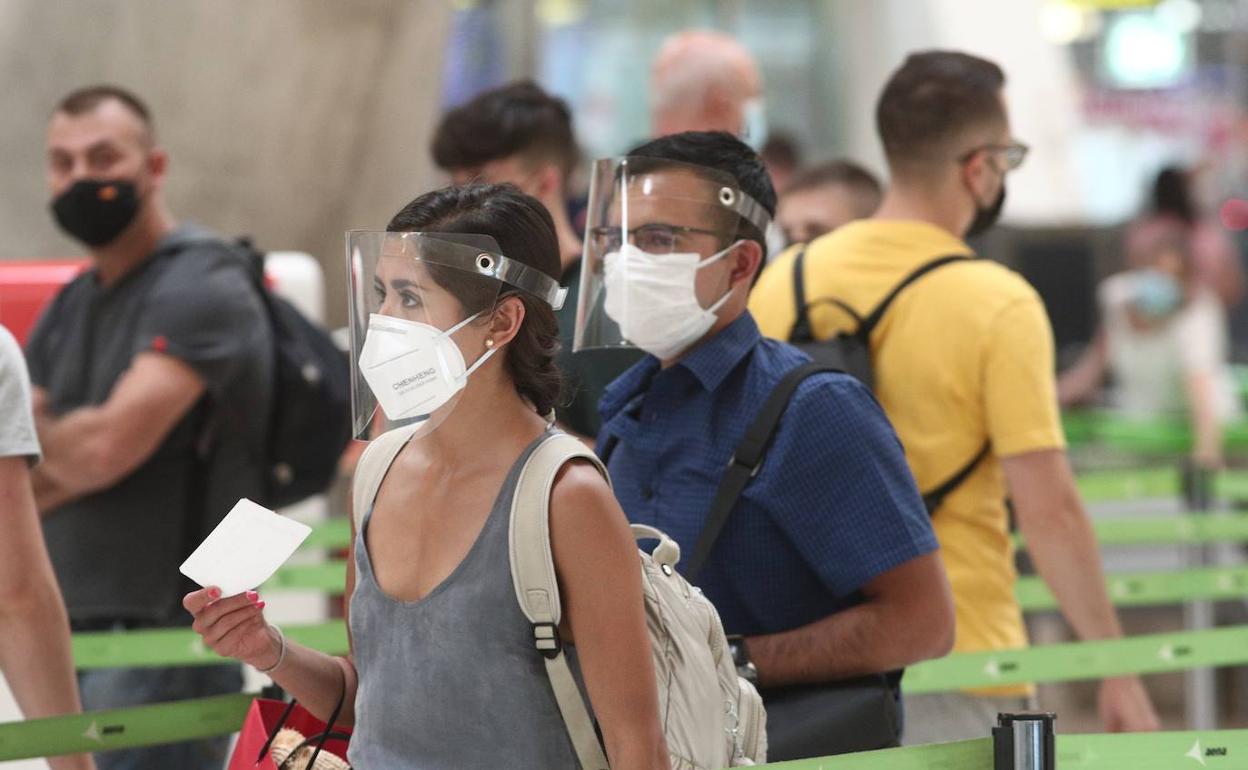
[0,324,95,770]
[760,132,802,193]
[28,85,270,770]
[650,30,765,147]
[1126,165,1243,309]
[749,50,1159,743]
[431,81,639,439]
[1059,220,1238,469]
[651,31,787,257]
[776,160,883,246]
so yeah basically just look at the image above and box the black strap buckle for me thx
[533,622,562,659]
[726,453,764,479]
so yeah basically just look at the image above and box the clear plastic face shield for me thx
[573,156,773,359]
[347,231,566,440]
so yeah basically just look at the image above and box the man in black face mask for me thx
[24,86,273,770]
[750,51,1160,742]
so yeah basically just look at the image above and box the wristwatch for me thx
[726,634,759,686]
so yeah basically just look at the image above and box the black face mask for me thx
[964,184,1006,240]
[50,179,141,247]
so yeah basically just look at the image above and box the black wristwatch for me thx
[726,635,759,686]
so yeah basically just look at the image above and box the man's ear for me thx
[960,149,997,207]
[537,164,567,202]
[146,147,169,190]
[729,239,763,288]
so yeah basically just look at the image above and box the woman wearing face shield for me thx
[1059,220,1241,470]
[183,184,669,769]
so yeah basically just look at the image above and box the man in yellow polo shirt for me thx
[750,50,1160,743]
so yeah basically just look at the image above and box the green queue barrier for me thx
[0,692,254,761]
[304,501,1247,552]
[4,696,1248,770]
[1013,511,1248,547]
[1075,466,1248,504]
[905,625,1248,694]
[1063,410,1248,455]
[767,731,1248,770]
[72,622,349,670]
[298,511,1248,559]
[71,619,1248,694]
[1015,565,1248,612]
[259,559,1248,612]
[264,560,349,592]
[302,516,352,550]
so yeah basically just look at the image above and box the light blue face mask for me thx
[1130,269,1183,319]
[741,97,768,151]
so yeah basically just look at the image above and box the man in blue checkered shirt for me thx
[572,132,955,757]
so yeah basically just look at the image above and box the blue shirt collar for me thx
[600,312,762,419]
[678,312,762,392]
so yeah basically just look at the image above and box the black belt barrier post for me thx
[993,713,1055,770]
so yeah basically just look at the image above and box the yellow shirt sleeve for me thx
[749,244,803,340]
[982,295,1067,457]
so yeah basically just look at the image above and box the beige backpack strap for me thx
[509,431,611,770]
[350,423,421,533]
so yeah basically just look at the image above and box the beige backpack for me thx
[352,427,766,769]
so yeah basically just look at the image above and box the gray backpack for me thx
[352,427,766,769]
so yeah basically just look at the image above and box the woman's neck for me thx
[416,366,547,466]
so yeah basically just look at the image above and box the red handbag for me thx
[229,682,351,769]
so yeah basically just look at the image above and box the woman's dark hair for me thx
[1152,165,1197,224]
[386,184,563,415]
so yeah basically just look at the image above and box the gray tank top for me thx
[348,434,584,769]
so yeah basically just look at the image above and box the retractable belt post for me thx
[993,713,1055,770]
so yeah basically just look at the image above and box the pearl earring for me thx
[485,339,495,348]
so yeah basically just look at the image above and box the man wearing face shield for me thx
[577,131,955,759]
[23,86,272,769]
[431,81,642,440]
[184,185,669,769]
[749,51,1160,742]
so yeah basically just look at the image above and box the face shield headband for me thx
[347,231,565,439]
[572,157,774,356]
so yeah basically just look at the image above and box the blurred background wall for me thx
[3,0,1247,331]
[0,0,453,326]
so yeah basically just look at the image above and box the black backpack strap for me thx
[922,441,991,515]
[685,362,841,582]
[789,246,865,343]
[790,246,814,343]
[858,254,975,336]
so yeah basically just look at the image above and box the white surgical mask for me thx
[357,311,497,421]
[602,241,740,360]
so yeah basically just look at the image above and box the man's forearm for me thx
[0,584,81,720]
[33,407,118,506]
[1186,372,1223,465]
[747,603,929,688]
[31,467,80,514]
[1020,498,1123,642]
[0,601,95,770]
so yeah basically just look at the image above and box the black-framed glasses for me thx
[589,222,723,253]
[959,141,1029,172]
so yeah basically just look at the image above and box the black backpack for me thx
[232,237,353,509]
[787,246,988,515]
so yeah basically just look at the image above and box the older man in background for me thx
[651,30,765,145]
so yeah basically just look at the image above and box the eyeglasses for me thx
[959,141,1029,172]
[589,223,723,254]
